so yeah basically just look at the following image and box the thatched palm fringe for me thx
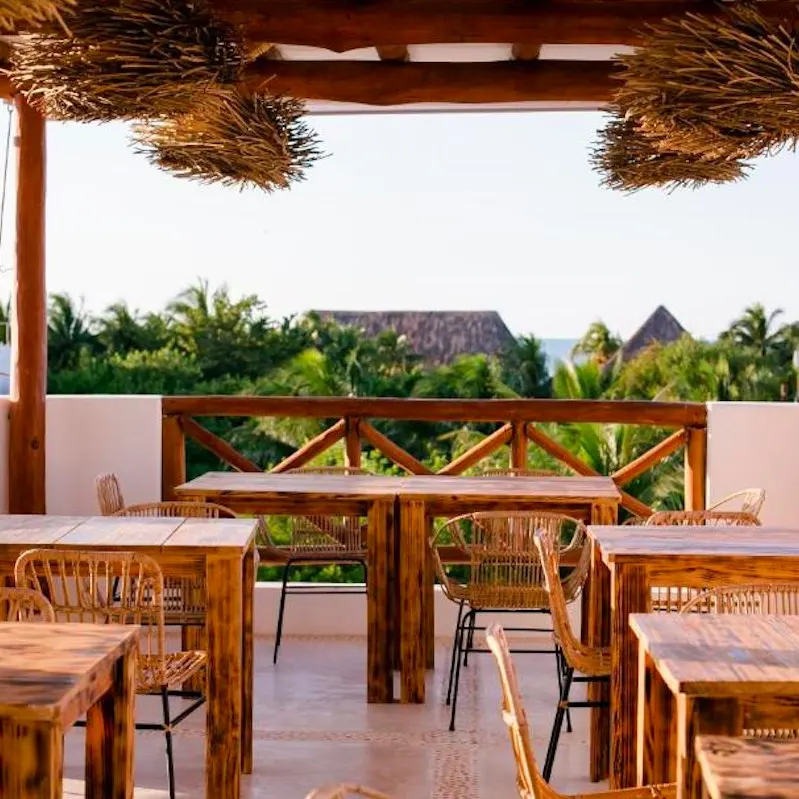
[9,0,243,122]
[131,89,325,192]
[613,3,799,160]
[0,0,74,30]
[590,115,751,193]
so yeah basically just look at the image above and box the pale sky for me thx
[0,108,797,341]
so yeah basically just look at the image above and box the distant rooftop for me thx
[606,305,687,370]
[312,310,516,365]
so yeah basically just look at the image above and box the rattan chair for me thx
[534,527,610,780]
[114,501,237,629]
[96,472,125,515]
[485,622,675,797]
[681,583,799,740]
[431,511,588,731]
[0,586,54,622]
[645,509,760,526]
[305,786,394,799]
[262,466,370,664]
[14,548,206,799]
[708,488,766,519]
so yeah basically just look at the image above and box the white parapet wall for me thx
[46,395,162,515]
[706,401,799,525]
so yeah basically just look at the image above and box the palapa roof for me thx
[313,310,515,364]
[4,0,798,114]
[606,305,687,369]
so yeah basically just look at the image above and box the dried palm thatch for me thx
[591,113,751,192]
[131,89,324,192]
[613,3,799,160]
[0,0,74,30]
[9,0,243,122]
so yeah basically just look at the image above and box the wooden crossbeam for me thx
[180,415,261,473]
[376,45,409,62]
[271,418,347,472]
[511,44,541,61]
[437,423,513,475]
[611,429,687,487]
[360,421,433,475]
[243,59,617,105]
[212,0,799,50]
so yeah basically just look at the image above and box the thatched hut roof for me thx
[605,305,687,370]
[312,310,515,365]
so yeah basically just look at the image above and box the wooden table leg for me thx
[425,516,436,671]
[85,645,136,799]
[367,499,394,703]
[241,544,255,773]
[206,554,243,798]
[677,696,742,799]
[637,648,677,786]
[611,563,650,789]
[0,719,62,798]
[400,499,426,703]
[587,539,611,782]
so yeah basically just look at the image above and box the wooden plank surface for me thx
[589,525,799,565]
[696,736,799,799]
[0,624,138,721]
[177,472,621,502]
[0,515,84,544]
[631,614,799,697]
[57,516,181,548]
[163,518,256,553]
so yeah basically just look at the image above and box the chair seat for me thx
[278,545,368,561]
[139,650,207,693]
[450,582,551,610]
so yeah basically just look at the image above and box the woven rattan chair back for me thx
[96,472,125,515]
[477,468,559,477]
[0,586,55,622]
[113,501,236,519]
[707,489,766,519]
[680,583,799,616]
[431,512,586,611]
[534,528,607,677]
[645,509,760,526]
[14,548,167,688]
[282,466,368,553]
[485,623,550,799]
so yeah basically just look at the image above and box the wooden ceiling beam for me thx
[211,0,799,50]
[376,45,410,62]
[242,59,617,105]
[511,44,541,60]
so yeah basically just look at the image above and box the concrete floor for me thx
[63,634,603,798]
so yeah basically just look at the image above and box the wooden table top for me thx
[177,472,621,503]
[588,525,799,565]
[696,736,799,799]
[0,515,258,553]
[0,623,138,722]
[631,614,799,697]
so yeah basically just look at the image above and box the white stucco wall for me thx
[0,397,8,513]
[706,402,799,525]
[46,395,162,515]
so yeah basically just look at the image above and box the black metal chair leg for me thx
[543,665,575,782]
[463,609,477,667]
[448,610,472,731]
[446,600,465,706]
[273,562,291,665]
[161,686,177,799]
[554,647,573,733]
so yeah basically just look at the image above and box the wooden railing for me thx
[161,396,708,518]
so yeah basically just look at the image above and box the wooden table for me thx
[586,525,799,789]
[0,515,257,799]
[631,614,799,799]
[696,736,799,799]
[0,622,138,798]
[177,471,620,704]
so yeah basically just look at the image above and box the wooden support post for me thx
[684,426,707,511]
[345,417,361,469]
[8,97,47,514]
[161,414,186,501]
[510,420,528,470]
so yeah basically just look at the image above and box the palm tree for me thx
[723,303,786,357]
[97,301,171,355]
[501,335,549,397]
[571,320,622,365]
[48,293,97,371]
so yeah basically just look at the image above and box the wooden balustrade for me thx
[161,396,707,519]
